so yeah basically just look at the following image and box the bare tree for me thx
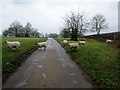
[90,14,108,35]
[63,12,89,40]
[78,12,89,37]
[64,12,79,41]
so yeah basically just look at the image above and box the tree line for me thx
[60,12,108,41]
[2,21,44,38]
[2,11,108,39]
[2,21,59,38]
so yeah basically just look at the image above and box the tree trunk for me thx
[70,29,74,40]
[70,33,74,40]
[97,30,100,35]
[15,29,17,37]
[74,28,78,41]
[74,36,78,41]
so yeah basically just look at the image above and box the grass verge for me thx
[2,37,47,83]
[55,38,119,88]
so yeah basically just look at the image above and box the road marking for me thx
[42,73,47,78]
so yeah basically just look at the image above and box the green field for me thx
[2,37,47,82]
[56,38,119,88]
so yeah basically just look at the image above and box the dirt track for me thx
[3,38,93,88]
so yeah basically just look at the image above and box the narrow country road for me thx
[3,38,93,88]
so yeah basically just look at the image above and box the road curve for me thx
[3,38,93,88]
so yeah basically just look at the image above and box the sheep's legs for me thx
[38,48,42,51]
[44,47,46,50]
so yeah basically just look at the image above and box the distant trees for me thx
[61,12,108,40]
[2,29,9,37]
[2,21,23,37]
[90,14,108,35]
[2,21,41,38]
[24,22,32,37]
[48,33,58,38]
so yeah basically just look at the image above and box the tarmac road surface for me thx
[3,38,93,88]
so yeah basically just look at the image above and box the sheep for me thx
[62,40,68,45]
[36,42,47,50]
[5,40,20,50]
[68,43,79,50]
[79,40,86,46]
[106,39,112,43]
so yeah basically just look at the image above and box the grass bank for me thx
[55,38,119,88]
[2,37,47,82]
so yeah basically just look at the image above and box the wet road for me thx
[3,38,93,88]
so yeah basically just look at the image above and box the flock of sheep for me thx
[5,39,112,51]
[62,39,86,50]
[5,40,47,50]
[62,39,113,50]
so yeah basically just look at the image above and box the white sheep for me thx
[68,43,79,50]
[36,42,47,50]
[5,40,20,50]
[63,40,68,45]
[79,40,86,45]
[106,39,112,43]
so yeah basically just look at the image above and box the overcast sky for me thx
[0,0,119,35]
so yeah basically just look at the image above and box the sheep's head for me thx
[36,42,38,45]
[4,40,8,43]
